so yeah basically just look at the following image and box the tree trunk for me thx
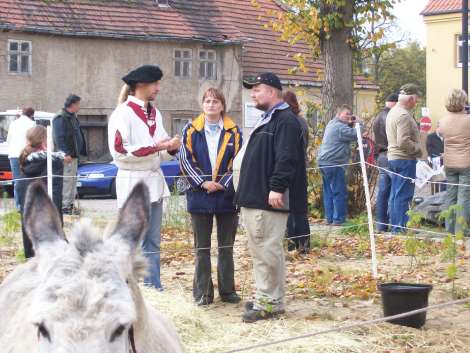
[320,3,354,123]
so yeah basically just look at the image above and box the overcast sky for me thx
[392,0,428,45]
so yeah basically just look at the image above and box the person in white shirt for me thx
[6,107,35,209]
[108,65,181,290]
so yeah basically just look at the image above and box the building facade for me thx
[0,0,378,160]
[422,0,469,124]
[0,32,242,159]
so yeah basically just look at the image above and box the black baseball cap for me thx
[243,72,282,91]
[385,93,399,102]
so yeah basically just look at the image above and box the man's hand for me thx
[268,191,284,209]
[154,137,172,152]
[201,181,220,193]
[64,155,72,164]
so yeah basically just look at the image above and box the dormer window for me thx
[157,0,170,7]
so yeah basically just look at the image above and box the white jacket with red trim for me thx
[108,95,172,207]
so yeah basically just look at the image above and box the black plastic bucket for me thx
[378,283,433,328]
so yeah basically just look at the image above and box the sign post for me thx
[420,116,432,133]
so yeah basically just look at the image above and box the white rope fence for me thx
[2,128,469,352]
[1,129,464,265]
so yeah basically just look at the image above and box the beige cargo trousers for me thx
[241,207,288,311]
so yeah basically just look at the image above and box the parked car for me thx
[77,158,184,198]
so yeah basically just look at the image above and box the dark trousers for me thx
[191,212,238,302]
[287,212,310,251]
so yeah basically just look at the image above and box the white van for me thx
[0,110,55,187]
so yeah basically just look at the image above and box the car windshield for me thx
[0,115,17,143]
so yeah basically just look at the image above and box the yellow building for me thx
[422,1,469,124]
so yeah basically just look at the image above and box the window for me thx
[199,49,217,80]
[174,49,192,78]
[8,40,32,74]
[157,0,169,6]
[172,117,192,136]
[78,115,109,161]
[457,35,470,67]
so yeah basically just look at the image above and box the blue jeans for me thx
[143,201,163,289]
[444,168,470,235]
[375,154,392,231]
[9,158,21,210]
[388,159,417,233]
[320,166,347,224]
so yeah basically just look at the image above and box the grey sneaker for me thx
[242,308,285,323]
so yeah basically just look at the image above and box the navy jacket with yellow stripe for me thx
[179,114,242,213]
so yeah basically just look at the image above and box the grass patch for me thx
[163,194,191,232]
[0,235,15,247]
[340,213,369,237]
[15,249,26,263]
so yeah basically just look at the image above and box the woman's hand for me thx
[201,181,223,193]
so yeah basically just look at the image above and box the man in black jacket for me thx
[426,123,445,194]
[53,94,85,215]
[233,73,307,323]
[373,93,398,232]
[426,125,444,159]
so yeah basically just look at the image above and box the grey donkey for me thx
[0,182,183,353]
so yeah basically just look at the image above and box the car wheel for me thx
[174,176,190,194]
[111,179,117,199]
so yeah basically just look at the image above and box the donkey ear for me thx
[110,182,150,250]
[23,182,65,249]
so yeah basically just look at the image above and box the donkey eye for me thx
[110,325,126,342]
[37,323,51,342]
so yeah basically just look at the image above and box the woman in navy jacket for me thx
[179,88,242,305]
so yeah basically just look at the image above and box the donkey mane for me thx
[68,220,148,280]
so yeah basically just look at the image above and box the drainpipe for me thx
[463,0,468,94]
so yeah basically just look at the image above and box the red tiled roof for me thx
[0,0,377,89]
[0,0,244,43]
[421,0,467,16]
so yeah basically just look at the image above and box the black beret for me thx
[122,65,163,85]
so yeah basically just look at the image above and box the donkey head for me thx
[23,182,150,353]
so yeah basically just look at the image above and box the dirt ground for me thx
[1,199,470,353]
